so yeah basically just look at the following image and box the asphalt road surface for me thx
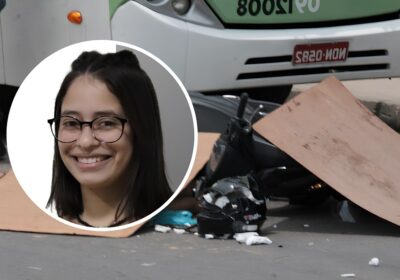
[0,199,399,280]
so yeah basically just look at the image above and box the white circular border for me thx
[7,40,198,232]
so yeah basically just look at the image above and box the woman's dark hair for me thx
[47,50,172,221]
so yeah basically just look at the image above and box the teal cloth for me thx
[151,210,197,227]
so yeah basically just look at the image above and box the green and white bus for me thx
[1,0,400,99]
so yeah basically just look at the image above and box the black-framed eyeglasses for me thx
[47,116,128,143]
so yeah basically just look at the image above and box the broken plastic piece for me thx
[368,257,380,267]
[154,224,171,233]
[205,234,214,239]
[141,262,156,267]
[173,228,186,234]
[341,273,356,278]
[215,196,230,208]
[244,235,273,246]
[233,232,258,243]
[338,200,357,223]
[234,232,272,245]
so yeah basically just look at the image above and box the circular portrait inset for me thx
[7,40,197,231]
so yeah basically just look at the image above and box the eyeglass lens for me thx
[51,116,124,143]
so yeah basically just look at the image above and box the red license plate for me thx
[293,42,349,65]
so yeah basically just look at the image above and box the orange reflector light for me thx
[67,10,82,24]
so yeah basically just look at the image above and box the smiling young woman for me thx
[46,50,173,228]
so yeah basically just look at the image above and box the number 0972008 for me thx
[237,0,320,16]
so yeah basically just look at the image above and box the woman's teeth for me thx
[77,157,107,164]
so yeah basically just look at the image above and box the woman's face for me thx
[58,75,134,190]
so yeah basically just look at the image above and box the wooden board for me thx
[0,132,219,236]
[253,76,400,226]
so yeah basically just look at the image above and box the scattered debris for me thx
[368,257,380,267]
[141,262,156,267]
[27,266,42,271]
[234,232,272,246]
[303,224,310,228]
[338,200,357,223]
[151,210,197,227]
[341,273,356,278]
[205,234,215,239]
[173,228,186,234]
[154,225,171,233]
[234,232,258,242]
[244,235,273,246]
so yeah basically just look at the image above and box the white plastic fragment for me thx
[205,234,215,239]
[27,266,42,271]
[203,193,213,203]
[303,224,310,228]
[173,228,186,234]
[141,262,156,267]
[341,273,356,278]
[338,200,356,223]
[272,224,278,229]
[234,232,272,246]
[244,235,273,246]
[233,232,258,243]
[215,196,230,208]
[154,224,171,233]
[368,257,380,267]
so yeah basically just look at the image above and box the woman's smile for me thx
[75,156,110,164]
[71,154,113,170]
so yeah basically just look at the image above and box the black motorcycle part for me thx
[189,91,298,169]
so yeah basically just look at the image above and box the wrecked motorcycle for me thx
[190,92,332,206]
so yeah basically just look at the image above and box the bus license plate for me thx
[293,42,349,65]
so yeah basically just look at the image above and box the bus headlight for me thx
[171,0,191,15]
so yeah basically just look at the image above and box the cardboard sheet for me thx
[0,170,141,237]
[253,76,400,226]
[0,132,220,237]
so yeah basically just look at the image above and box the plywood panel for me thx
[0,132,218,236]
[253,76,400,226]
